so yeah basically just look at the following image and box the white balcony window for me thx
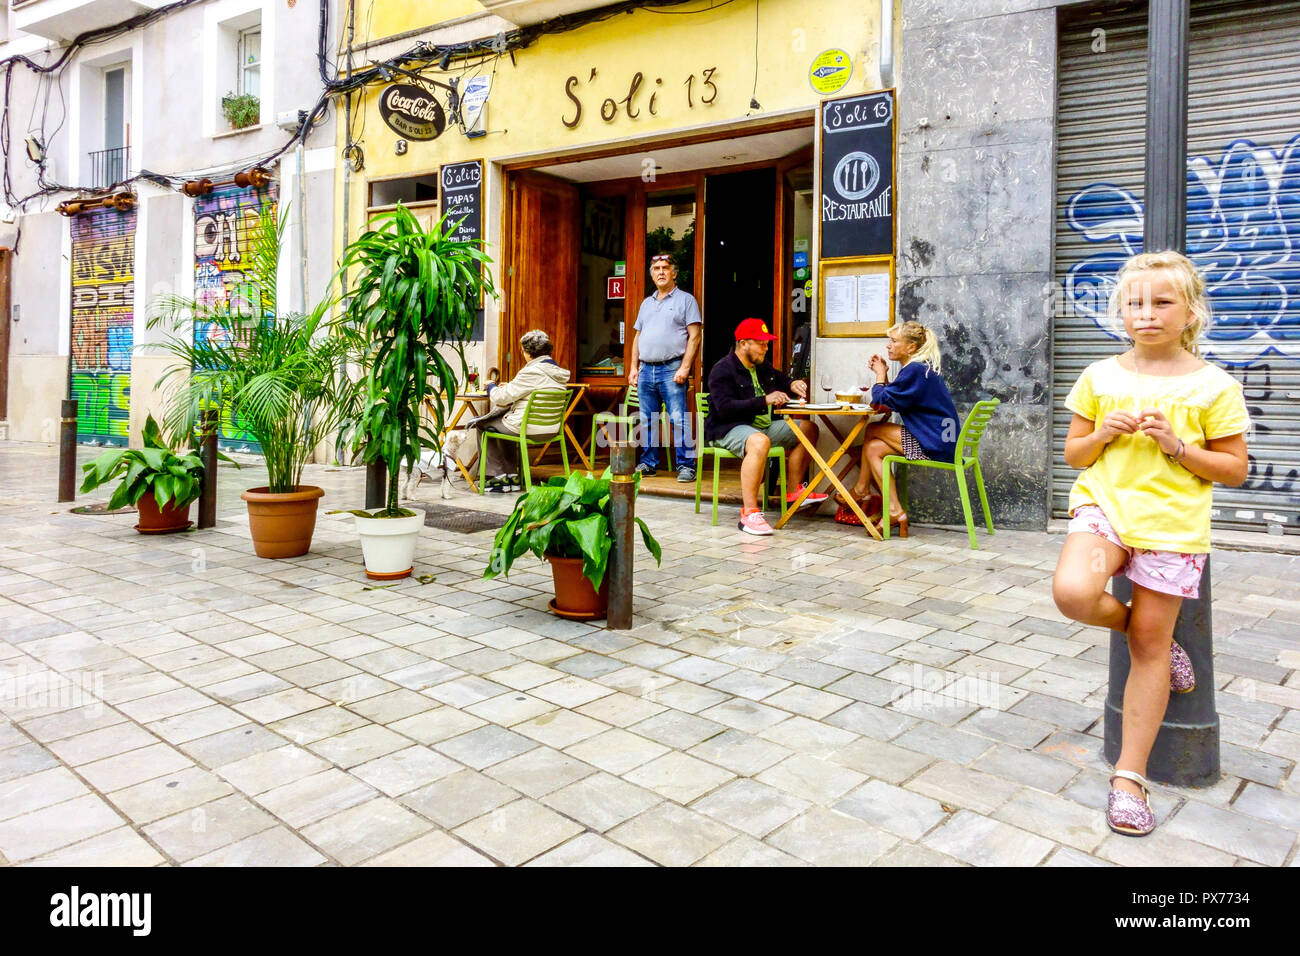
[238,26,261,98]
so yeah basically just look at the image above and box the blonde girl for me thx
[842,321,960,536]
[1052,250,1249,837]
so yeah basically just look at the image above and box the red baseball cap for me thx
[734,318,777,341]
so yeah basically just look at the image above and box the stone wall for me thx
[896,1,1086,530]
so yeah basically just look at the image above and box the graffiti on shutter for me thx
[70,206,135,446]
[193,183,278,450]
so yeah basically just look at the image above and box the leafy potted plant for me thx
[78,414,232,533]
[221,92,260,130]
[148,206,362,558]
[483,472,662,619]
[335,203,496,579]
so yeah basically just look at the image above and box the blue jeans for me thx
[637,362,695,471]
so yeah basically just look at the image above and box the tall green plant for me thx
[337,203,496,516]
[147,206,362,493]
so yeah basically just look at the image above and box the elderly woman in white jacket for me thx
[445,330,571,486]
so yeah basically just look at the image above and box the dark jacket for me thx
[870,361,960,462]
[704,350,795,443]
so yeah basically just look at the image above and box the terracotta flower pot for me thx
[240,485,324,558]
[545,553,609,620]
[135,491,193,534]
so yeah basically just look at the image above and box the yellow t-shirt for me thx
[1065,356,1249,554]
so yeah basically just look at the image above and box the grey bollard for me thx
[607,441,637,630]
[58,399,78,502]
[1103,556,1219,787]
[198,410,218,529]
[365,461,387,509]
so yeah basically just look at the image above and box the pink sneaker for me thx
[738,511,774,536]
[786,484,830,509]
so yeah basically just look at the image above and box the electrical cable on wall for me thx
[0,0,728,210]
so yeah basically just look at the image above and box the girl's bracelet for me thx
[1166,438,1186,465]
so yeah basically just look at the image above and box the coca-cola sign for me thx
[379,84,446,141]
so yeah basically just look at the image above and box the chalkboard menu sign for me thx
[818,90,895,259]
[441,160,482,247]
[441,160,484,337]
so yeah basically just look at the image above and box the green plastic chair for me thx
[479,388,570,493]
[693,392,787,526]
[880,399,1000,549]
[589,384,674,470]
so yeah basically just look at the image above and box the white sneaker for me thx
[738,511,775,536]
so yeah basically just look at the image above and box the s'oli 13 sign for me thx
[380,84,446,141]
[819,90,895,259]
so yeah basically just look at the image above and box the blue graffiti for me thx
[1064,134,1300,365]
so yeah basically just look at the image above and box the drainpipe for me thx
[879,0,894,88]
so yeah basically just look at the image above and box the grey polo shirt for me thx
[634,286,702,363]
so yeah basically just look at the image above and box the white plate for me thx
[790,402,840,411]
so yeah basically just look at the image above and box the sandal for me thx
[874,511,909,538]
[1170,641,1195,694]
[1106,770,1155,836]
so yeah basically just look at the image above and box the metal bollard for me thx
[365,460,387,510]
[1103,559,1219,787]
[198,410,218,529]
[607,441,637,629]
[57,399,78,502]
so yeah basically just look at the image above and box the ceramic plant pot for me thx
[241,485,324,558]
[545,553,609,620]
[355,509,425,580]
[134,491,193,534]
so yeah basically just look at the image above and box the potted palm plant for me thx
[148,206,362,558]
[335,203,496,579]
[483,472,662,619]
[78,414,232,534]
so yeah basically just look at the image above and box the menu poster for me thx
[819,90,896,259]
[855,273,890,325]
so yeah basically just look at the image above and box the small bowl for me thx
[834,391,858,405]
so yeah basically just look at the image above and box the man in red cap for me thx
[703,318,827,535]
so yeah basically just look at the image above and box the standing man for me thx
[705,319,828,535]
[627,252,700,482]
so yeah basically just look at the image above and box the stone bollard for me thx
[607,441,637,630]
[198,410,218,529]
[57,399,78,502]
[1103,558,1219,787]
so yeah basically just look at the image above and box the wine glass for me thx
[819,371,834,404]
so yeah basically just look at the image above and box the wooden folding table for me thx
[773,405,884,539]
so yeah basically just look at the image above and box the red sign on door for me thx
[607,276,625,299]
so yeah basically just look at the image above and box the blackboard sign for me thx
[441,160,484,338]
[818,90,895,259]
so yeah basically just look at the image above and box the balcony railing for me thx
[89,146,129,190]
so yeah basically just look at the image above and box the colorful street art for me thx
[1064,134,1300,366]
[193,183,278,450]
[70,206,136,445]
[1063,134,1300,516]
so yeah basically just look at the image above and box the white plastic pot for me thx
[355,509,425,580]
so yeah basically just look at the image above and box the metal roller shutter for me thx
[70,206,136,446]
[1053,0,1300,534]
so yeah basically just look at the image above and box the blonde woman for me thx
[1053,250,1248,836]
[840,321,960,536]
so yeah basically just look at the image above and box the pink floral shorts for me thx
[1068,505,1207,599]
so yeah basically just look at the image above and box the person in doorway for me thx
[704,318,828,536]
[842,321,960,537]
[1053,251,1248,837]
[627,252,701,482]
[444,329,571,491]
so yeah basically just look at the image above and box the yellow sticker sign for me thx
[804,279,813,299]
[809,50,851,95]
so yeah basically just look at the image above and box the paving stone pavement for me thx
[0,441,1297,867]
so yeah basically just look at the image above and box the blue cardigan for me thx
[871,362,960,462]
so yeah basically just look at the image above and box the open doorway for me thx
[702,167,775,377]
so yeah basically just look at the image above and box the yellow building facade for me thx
[339,0,896,393]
